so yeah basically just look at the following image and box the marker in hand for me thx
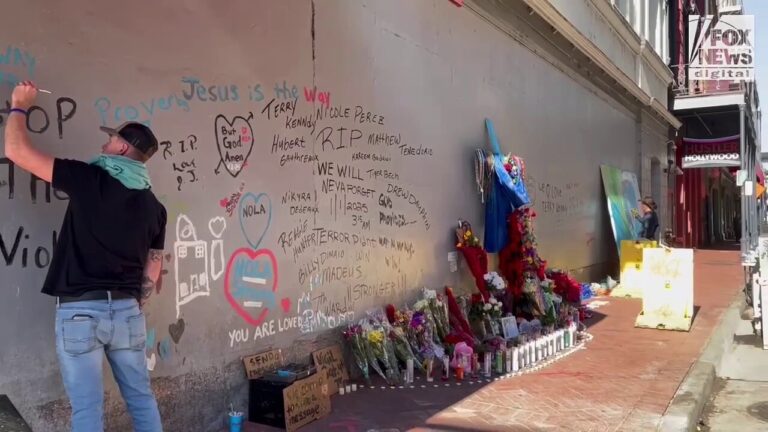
[16,81,51,94]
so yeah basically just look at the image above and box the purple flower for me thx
[411,312,426,328]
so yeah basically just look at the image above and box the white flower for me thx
[414,300,428,311]
[484,303,492,311]
[494,304,501,311]
[489,297,498,304]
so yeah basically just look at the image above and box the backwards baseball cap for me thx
[639,196,657,210]
[100,122,159,159]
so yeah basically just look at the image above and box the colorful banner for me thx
[682,135,740,168]
[600,165,642,256]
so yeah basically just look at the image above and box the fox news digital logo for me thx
[689,15,755,81]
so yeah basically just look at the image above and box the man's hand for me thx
[12,81,38,110]
[4,80,53,183]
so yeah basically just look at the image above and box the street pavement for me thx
[241,250,743,432]
[699,301,768,431]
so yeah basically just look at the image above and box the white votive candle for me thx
[512,347,519,372]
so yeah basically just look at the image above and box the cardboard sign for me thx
[311,345,348,394]
[242,348,283,379]
[283,371,331,432]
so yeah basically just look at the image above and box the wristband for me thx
[9,108,28,116]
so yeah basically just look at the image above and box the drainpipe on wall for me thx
[740,104,747,262]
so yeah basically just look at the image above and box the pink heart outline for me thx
[224,248,279,326]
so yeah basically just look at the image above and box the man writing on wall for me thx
[4,81,166,431]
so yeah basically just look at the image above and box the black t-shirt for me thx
[641,211,660,240]
[42,158,167,299]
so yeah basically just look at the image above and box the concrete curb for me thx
[657,291,745,432]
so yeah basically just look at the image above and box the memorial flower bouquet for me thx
[414,291,451,343]
[342,323,370,384]
[388,325,426,373]
[363,320,400,385]
[408,311,445,361]
[428,295,451,343]
[484,272,506,293]
[469,295,503,337]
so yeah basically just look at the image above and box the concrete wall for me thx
[0,1,666,430]
[548,0,672,108]
[614,0,670,62]
[639,111,672,231]
[551,0,640,80]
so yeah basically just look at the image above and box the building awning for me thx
[682,135,740,169]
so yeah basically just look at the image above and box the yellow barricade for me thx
[635,247,694,331]
[612,240,658,298]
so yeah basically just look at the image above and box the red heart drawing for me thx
[281,297,292,313]
[224,248,279,326]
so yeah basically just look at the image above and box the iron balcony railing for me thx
[673,80,746,98]
[717,0,744,14]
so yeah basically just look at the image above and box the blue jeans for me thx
[55,298,163,432]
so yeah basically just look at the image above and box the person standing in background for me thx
[632,196,660,241]
[3,81,166,432]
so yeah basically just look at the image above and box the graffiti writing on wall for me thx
[174,214,227,318]
[0,226,58,269]
[224,247,291,327]
[160,134,199,191]
[220,183,245,217]
[0,97,78,139]
[238,192,272,250]
[214,112,254,177]
[94,94,189,128]
[0,45,36,87]
[0,158,68,203]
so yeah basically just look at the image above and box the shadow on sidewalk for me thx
[700,242,740,251]
[243,374,501,432]
[733,333,762,348]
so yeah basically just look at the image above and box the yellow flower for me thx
[367,330,384,344]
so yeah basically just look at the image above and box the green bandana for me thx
[89,155,152,190]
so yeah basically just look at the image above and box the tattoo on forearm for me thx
[141,275,155,300]
[149,249,163,262]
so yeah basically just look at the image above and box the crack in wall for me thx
[311,0,316,88]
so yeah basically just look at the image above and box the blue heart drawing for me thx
[238,192,272,249]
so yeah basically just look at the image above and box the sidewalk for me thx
[699,289,768,431]
[244,250,743,432]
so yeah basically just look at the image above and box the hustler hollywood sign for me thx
[682,135,740,169]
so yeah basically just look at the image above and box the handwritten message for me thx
[242,348,283,379]
[283,371,331,432]
[311,345,348,394]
